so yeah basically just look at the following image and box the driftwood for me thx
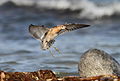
[0,70,120,81]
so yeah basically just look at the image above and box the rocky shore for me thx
[1,49,120,81]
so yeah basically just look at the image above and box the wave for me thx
[1,0,120,19]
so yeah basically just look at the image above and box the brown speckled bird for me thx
[29,23,90,50]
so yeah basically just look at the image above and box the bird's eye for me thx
[44,32,48,36]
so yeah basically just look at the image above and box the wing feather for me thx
[58,23,90,35]
[29,24,49,40]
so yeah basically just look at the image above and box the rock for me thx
[78,49,120,77]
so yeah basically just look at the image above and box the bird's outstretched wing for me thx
[29,24,49,40]
[57,23,90,35]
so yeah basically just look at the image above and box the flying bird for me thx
[29,23,90,51]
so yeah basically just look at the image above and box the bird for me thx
[29,23,90,51]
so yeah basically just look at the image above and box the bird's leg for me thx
[48,49,55,57]
[53,46,61,54]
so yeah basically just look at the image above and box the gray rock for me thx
[78,49,120,77]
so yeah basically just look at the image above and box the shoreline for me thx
[1,49,120,81]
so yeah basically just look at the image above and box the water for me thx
[0,0,120,76]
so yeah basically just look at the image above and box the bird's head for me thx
[41,44,50,50]
[41,40,55,50]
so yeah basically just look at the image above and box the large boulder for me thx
[78,49,120,77]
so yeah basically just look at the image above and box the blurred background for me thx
[0,0,120,76]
